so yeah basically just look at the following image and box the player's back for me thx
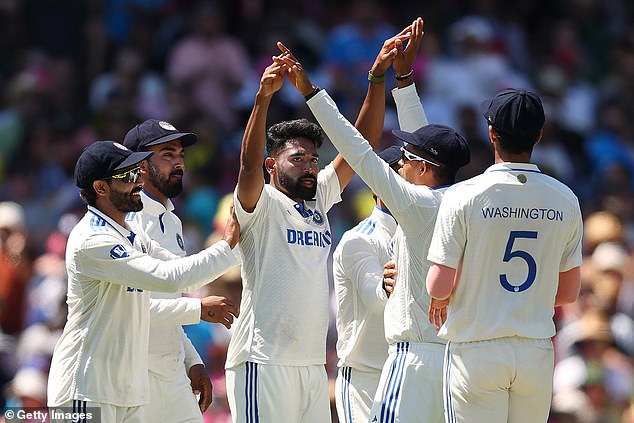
[433,163,582,342]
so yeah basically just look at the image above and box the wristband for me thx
[304,87,322,101]
[395,70,414,81]
[367,70,386,84]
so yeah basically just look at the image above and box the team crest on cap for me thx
[159,121,177,131]
[114,142,129,151]
[430,148,438,156]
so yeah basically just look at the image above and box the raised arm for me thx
[355,17,424,142]
[236,61,287,212]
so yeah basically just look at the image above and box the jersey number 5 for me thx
[500,231,537,293]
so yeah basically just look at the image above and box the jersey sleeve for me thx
[77,233,236,293]
[316,163,343,211]
[307,90,438,222]
[560,202,583,272]
[149,297,201,327]
[182,329,204,370]
[336,235,388,312]
[233,185,269,231]
[392,84,428,132]
[427,187,467,269]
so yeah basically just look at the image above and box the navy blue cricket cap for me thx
[123,119,198,151]
[480,88,545,138]
[392,124,470,169]
[74,141,153,189]
[377,145,402,168]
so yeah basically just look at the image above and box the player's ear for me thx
[93,180,109,196]
[264,157,276,175]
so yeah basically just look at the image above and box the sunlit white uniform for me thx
[334,206,396,423]
[308,85,447,422]
[48,206,237,422]
[428,162,583,423]
[225,164,341,423]
[132,190,222,422]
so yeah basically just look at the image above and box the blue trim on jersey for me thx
[125,211,137,221]
[374,205,393,217]
[88,213,107,232]
[355,219,376,235]
[380,342,409,423]
[445,343,455,423]
[141,189,164,205]
[245,362,259,423]
[341,366,353,423]
[158,212,165,233]
[73,399,87,423]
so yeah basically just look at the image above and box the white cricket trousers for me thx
[444,336,554,423]
[225,361,331,423]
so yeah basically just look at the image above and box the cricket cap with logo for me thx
[480,88,545,138]
[392,124,470,169]
[377,145,403,168]
[123,119,198,151]
[74,141,153,189]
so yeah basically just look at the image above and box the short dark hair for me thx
[266,119,323,156]
[80,186,98,206]
[491,125,538,156]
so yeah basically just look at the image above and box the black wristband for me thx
[304,87,322,101]
[395,70,414,81]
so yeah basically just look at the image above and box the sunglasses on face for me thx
[109,166,142,183]
[400,147,440,167]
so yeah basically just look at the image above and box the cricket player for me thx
[426,89,583,423]
[123,119,240,422]
[47,141,239,422]
[222,31,402,421]
[277,17,471,422]
[333,146,401,423]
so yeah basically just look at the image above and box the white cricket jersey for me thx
[428,162,583,342]
[132,190,211,379]
[334,206,397,371]
[225,164,341,368]
[308,88,446,345]
[48,206,237,407]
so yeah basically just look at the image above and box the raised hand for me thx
[258,60,287,98]
[275,41,316,96]
[370,24,414,77]
[393,17,424,78]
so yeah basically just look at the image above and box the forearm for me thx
[150,297,201,327]
[392,83,428,132]
[354,78,386,149]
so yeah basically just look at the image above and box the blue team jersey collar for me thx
[485,162,541,174]
[87,205,137,242]
[140,189,174,216]
[371,205,397,232]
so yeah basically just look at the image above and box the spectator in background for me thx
[166,0,250,136]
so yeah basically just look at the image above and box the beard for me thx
[110,185,143,212]
[279,172,317,200]
[148,160,183,198]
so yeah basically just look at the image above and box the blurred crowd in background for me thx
[0,0,633,421]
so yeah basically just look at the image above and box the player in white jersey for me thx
[123,119,240,422]
[333,146,401,423]
[47,141,240,423]
[223,36,401,422]
[276,19,470,422]
[426,89,583,423]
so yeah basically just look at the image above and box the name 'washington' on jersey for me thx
[428,162,583,342]
[226,163,341,368]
